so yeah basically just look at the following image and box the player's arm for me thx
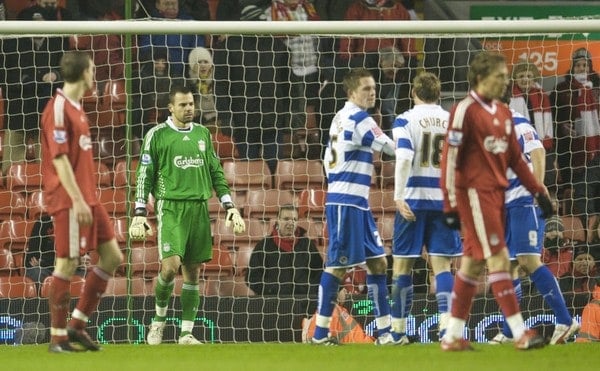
[52,155,92,226]
[130,139,156,240]
[353,112,395,156]
[392,117,415,221]
[530,147,546,184]
[440,109,463,229]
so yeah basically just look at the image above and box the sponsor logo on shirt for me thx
[53,130,67,144]
[483,136,508,154]
[79,134,92,151]
[173,156,203,169]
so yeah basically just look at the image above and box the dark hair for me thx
[60,51,91,83]
[168,84,194,103]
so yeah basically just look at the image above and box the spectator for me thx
[509,59,557,191]
[187,47,222,134]
[559,245,598,294]
[576,277,600,342]
[0,1,5,20]
[542,215,574,278]
[25,215,87,292]
[132,47,185,139]
[181,0,211,21]
[246,204,323,296]
[586,217,600,263]
[551,48,600,223]
[376,46,412,137]
[19,0,74,20]
[338,0,416,70]
[137,0,205,76]
[0,7,68,175]
[213,0,289,174]
[264,0,329,159]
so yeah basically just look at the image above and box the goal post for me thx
[0,19,598,344]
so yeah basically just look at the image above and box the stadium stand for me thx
[0,275,37,298]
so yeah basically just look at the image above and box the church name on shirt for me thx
[418,117,447,129]
[173,156,204,169]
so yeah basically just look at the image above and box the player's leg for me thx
[148,200,182,345]
[364,212,396,344]
[390,212,421,343]
[427,213,462,340]
[177,201,211,345]
[48,209,86,353]
[520,255,579,344]
[312,205,351,344]
[67,205,121,351]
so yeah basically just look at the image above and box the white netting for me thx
[0,18,598,344]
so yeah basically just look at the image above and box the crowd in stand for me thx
[0,0,598,309]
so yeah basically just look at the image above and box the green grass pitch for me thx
[3,343,598,371]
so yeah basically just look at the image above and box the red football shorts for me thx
[456,188,507,260]
[53,204,115,259]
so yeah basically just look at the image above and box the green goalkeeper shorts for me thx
[155,199,212,264]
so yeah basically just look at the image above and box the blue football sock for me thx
[435,271,454,313]
[531,265,572,325]
[313,272,340,340]
[391,274,412,320]
[367,274,392,336]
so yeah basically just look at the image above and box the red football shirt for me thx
[40,89,98,214]
[441,91,545,211]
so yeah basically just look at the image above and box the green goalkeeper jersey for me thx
[135,119,231,203]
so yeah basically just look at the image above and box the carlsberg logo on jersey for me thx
[173,156,204,169]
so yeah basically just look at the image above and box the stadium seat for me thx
[201,245,234,279]
[274,160,325,191]
[379,160,395,189]
[231,243,254,278]
[369,189,396,220]
[561,215,586,243]
[0,87,5,130]
[93,127,127,166]
[97,187,129,218]
[296,219,326,248]
[0,190,27,222]
[244,189,295,221]
[297,188,326,220]
[113,159,139,188]
[100,79,126,127]
[213,131,238,160]
[95,160,112,188]
[40,275,86,298]
[222,160,272,191]
[0,248,15,277]
[0,219,34,272]
[0,276,37,298]
[213,218,270,250]
[104,276,149,296]
[0,130,4,163]
[6,162,43,193]
[130,246,161,279]
[26,191,48,220]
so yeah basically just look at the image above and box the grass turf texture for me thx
[2,343,598,371]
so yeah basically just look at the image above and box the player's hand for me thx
[129,208,153,240]
[535,193,554,219]
[443,211,461,230]
[396,200,415,222]
[225,207,246,234]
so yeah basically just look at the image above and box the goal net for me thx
[0,16,598,345]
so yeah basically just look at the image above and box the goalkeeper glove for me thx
[129,208,153,240]
[224,202,246,234]
[535,193,554,219]
[443,211,461,230]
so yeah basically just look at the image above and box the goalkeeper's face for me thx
[169,92,195,126]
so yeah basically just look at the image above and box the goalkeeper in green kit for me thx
[129,85,245,345]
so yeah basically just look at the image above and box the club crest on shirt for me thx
[53,130,67,144]
[198,140,206,152]
[79,134,92,151]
